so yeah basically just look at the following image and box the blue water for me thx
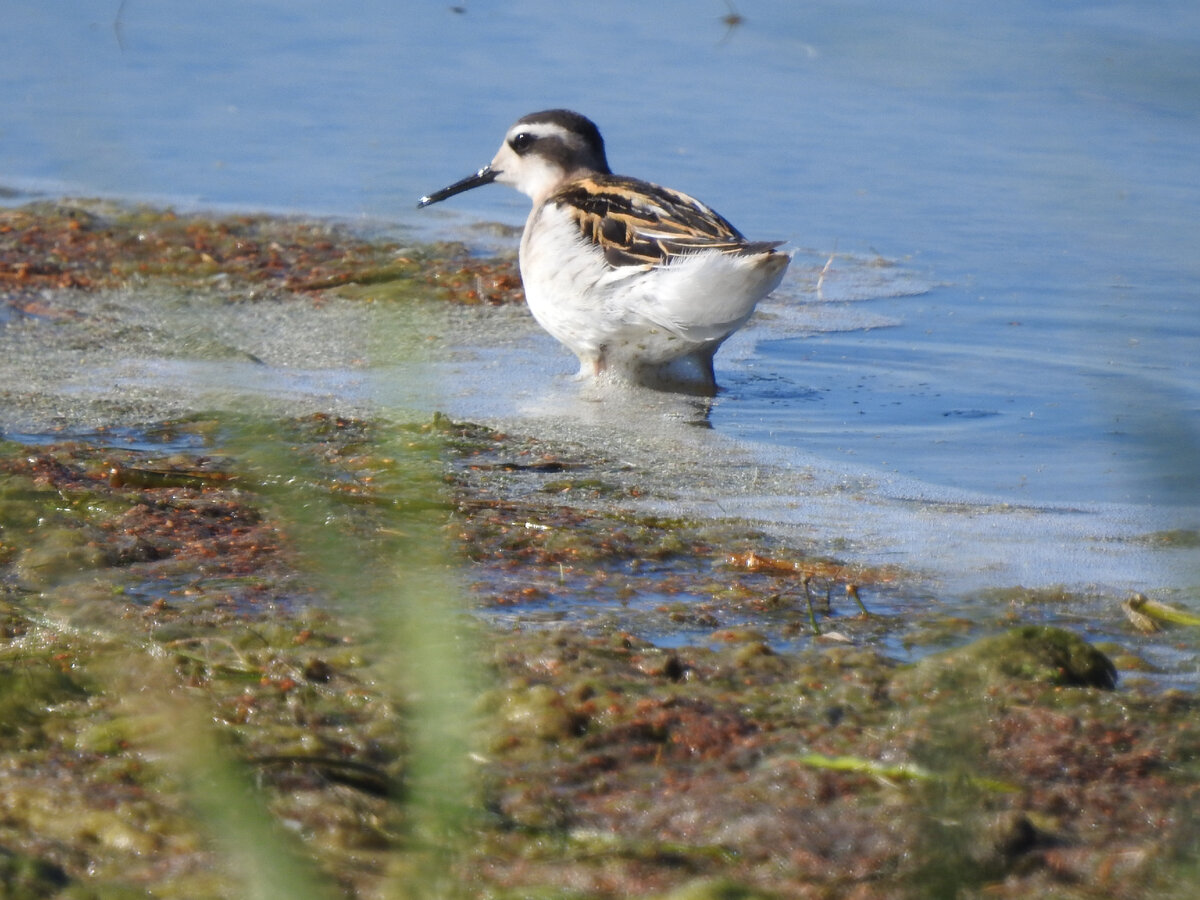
[4,0,1199,510]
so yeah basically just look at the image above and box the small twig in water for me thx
[801,575,820,635]
[846,583,870,617]
[816,241,838,301]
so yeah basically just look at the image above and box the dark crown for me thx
[514,109,610,174]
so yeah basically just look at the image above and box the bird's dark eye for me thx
[509,132,535,154]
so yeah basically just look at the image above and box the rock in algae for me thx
[903,625,1117,692]
[658,878,779,900]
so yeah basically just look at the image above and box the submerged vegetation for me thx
[1,200,1199,898]
[0,200,522,304]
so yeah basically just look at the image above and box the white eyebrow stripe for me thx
[506,121,571,141]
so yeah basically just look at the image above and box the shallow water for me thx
[4,3,1200,628]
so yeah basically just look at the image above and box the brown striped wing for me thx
[550,175,781,267]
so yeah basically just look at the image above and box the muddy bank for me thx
[1,200,1198,898]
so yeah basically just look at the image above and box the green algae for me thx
[901,625,1119,692]
[0,848,69,899]
[656,881,779,900]
[1137,528,1200,549]
[787,751,1018,792]
[1124,593,1200,630]
[0,659,89,748]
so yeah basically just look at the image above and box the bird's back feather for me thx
[551,175,782,268]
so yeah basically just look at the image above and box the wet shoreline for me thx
[1,200,1198,898]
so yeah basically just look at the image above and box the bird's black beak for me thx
[417,165,499,209]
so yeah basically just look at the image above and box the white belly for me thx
[519,203,789,377]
